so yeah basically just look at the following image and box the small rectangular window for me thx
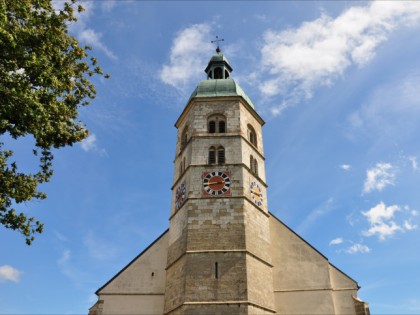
[215,262,219,279]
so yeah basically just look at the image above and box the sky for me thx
[1,0,420,313]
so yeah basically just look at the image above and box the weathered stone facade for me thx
[89,53,370,315]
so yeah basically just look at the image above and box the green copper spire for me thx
[185,41,256,109]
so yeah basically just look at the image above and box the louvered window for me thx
[209,147,216,164]
[217,147,225,164]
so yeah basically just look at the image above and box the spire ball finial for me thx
[211,36,224,54]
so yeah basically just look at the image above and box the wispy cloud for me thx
[409,156,419,171]
[296,197,334,234]
[53,230,69,242]
[329,237,343,246]
[79,133,107,156]
[345,243,371,254]
[257,2,420,116]
[83,231,118,261]
[0,265,22,283]
[349,71,420,141]
[100,0,118,12]
[362,202,417,241]
[57,249,89,287]
[160,23,213,90]
[65,1,117,60]
[78,29,117,60]
[363,163,395,194]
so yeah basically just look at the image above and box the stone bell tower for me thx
[164,50,276,314]
[89,46,370,315]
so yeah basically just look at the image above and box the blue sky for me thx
[1,1,420,313]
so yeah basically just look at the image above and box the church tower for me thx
[164,50,275,314]
[89,48,370,315]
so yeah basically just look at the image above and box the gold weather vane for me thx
[211,36,224,54]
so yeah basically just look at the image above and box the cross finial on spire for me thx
[211,36,224,54]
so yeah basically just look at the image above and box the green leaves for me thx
[0,0,108,245]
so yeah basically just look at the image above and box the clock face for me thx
[202,171,231,196]
[175,182,187,210]
[250,181,263,207]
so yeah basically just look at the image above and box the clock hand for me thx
[208,180,225,185]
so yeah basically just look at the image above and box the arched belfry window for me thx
[209,146,216,164]
[247,124,257,147]
[208,115,226,133]
[209,146,225,164]
[181,126,188,150]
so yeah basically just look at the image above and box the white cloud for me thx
[363,202,401,223]
[80,133,97,152]
[345,243,371,254]
[363,163,395,193]
[404,220,418,231]
[0,265,22,283]
[362,202,402,240]
[258,2,420,115]
[329,237,343,246]
[160,23,213,90]
[363,220,402,241]
[362,202,418,240]
[340,164,351,171]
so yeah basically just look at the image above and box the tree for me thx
[0,0,109,245]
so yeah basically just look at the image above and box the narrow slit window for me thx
[254,159,258,176]
[250,155,254,172]
[215,262,219,279]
